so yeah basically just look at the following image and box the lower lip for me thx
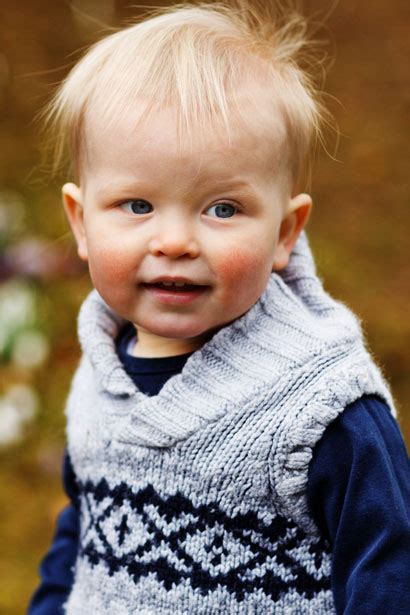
[142,284,208,305]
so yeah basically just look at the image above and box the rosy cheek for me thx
[87,243,132,284]
[216,247,269,287]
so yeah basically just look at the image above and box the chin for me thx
[138,317,212,341]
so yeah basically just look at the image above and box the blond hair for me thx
[44,1,331,187]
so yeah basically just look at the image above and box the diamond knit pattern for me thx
[79,479,331,603]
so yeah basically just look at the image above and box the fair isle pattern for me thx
[64,233,394,613]
[79,478,331,603]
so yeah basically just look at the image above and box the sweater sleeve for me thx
[27,453,80,614]
[307,395,410,614]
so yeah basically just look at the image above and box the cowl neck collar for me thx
[77,233,363,447]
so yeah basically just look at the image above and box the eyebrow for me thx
[90,180,152,201]
[90,177,257,201]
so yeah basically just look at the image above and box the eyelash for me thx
[119,200,239,219]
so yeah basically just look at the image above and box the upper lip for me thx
[144,276,208,286]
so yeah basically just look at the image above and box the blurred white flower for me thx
[12,330,49,369]
[0,280,35,326]
[0,280,37,355]
[0,383,38,447]
[5,383,38,420]
[0,403,24,446]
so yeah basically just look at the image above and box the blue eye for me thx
[206,202,237,218]
[121,199,153,214]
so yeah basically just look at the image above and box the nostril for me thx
[149,237,199,259]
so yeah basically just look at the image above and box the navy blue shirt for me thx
[28,325,410,614]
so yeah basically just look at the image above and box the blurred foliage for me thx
[0,1,408,613]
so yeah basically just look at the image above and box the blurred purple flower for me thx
[1,238,85,281]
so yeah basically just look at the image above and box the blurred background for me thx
[0,1,408,612]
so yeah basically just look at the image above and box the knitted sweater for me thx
[64,234,394,614]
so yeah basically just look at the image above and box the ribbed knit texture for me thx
[64,233,394,614]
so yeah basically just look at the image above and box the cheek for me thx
[216,245,273,294]
[86,240,135,286]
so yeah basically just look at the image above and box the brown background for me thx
[0,1,408,612]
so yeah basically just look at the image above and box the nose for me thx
[148,217,200,259]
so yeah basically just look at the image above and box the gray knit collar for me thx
[77,233,363,447]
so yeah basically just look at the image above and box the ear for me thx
[62,182,88,261]
[272,193,312,271]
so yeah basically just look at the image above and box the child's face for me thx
[63,102,311,357]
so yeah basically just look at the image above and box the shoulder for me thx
[269,388,402,534]
[325,394,402,436]
[308,394,409,538]
[310,395,408,480]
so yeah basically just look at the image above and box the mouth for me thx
[143,281,204,292]
[141,278,209,305]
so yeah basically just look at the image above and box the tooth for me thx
[174,281,185,287]
[162,281,173,286]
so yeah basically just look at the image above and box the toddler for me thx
[29,2,409,614]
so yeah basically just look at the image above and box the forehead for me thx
[81,83,291,189]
